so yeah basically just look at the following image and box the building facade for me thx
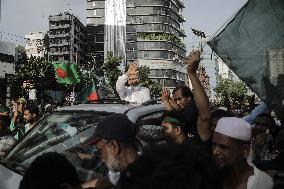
[24,32,48,59]
[0,40,16,105]
[48,12,86,65]
[86,0,187,88]
[215,57,234,80]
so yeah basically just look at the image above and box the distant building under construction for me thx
[48,12,86,65]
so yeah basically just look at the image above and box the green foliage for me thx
[10,57,72,99]
[125,65,162,99]
[137,32,186,49]
[78,53,105,87]
[214,76,249,109]
[16,56,54,80]
[102,52,123,92]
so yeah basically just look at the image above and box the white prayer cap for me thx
[215,117,252,141]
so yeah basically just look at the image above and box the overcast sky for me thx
[0,0,247,45]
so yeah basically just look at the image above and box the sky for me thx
[0,0,247,45]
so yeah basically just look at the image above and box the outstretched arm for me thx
[243,102,268,124]
[116,64,139,99]
[116,74,128,99]
[185,51,212,141]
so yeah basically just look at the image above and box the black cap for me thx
[83,113,136,145]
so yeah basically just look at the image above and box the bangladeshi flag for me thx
[208,0,284,120]
[52,61,80,84]
[76,84,99,102]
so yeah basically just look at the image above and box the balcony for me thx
[49,24,71,30]
[49,42,70,47]
[48,51,70,56]
[49,33,70,38]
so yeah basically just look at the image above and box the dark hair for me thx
[118,144,222,189]
[172,85,194,99]
[255,113,276,128]
[212,109,235,120]
[25,105,40,117]
[162,110,190,134]
[0,116,11,136]
[19,152,81,189]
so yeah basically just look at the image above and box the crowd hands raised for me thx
[78,50,283,189]
[1,50,283,189]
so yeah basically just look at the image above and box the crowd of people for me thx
[0,50,283,189]
[0,97,57,157]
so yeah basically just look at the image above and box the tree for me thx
[102,52,123,92]
[10,56,73,100]
[214,76,249,109]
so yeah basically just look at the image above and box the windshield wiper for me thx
[0,160,27,174]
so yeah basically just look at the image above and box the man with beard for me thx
[23,106,40,133]
[162,50,212,143]
[116,63,150,105]
[10,105,40,140]
[161,110,190,144]
[82,113,139,189]
[212,117,273,189]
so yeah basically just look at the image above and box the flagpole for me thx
[71,52,78,106]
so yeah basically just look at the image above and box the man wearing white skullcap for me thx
[212,117,273,189]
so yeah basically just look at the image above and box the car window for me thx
[136,111,164,127]
[5,111,111,182]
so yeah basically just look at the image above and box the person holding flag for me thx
[116,63,150,105]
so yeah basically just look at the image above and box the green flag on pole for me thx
[208,0,284,120]
[52,61,81,84]
[76,84,99,102]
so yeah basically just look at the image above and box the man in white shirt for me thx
[212,117,273,189]
[116,63,150,105]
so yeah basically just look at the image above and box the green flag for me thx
[52,61,80,84]
[208,0,284,120]
[76,84,99,102]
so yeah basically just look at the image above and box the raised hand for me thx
[126,63,139,76]
[169,97,178,110]
[161,88,171,102]
[185,50,201,74]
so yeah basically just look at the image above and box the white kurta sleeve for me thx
[116,74,128,99]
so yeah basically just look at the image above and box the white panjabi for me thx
[215,117,252,141]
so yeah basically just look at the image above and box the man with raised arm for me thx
[161,51,212,143]
[116,63,150,105]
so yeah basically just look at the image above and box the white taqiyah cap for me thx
[215,117,252,141]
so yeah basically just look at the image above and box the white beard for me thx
[105,148,123,172]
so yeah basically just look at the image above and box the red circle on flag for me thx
[88,92,98,101]
[56,68,67,79]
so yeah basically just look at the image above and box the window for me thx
[6,111,112,181]
[93,10,97,16]
[136,111,164,127]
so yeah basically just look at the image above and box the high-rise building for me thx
[215,57,234,80]
[24,32,48,59]
[48,12,86,65]
[86,0,187,88]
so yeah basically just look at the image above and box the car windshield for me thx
[5,110,111,181]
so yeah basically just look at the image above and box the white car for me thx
[0,102,165,189]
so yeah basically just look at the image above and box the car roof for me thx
[56,103,136,114]
[55,103,165,123]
